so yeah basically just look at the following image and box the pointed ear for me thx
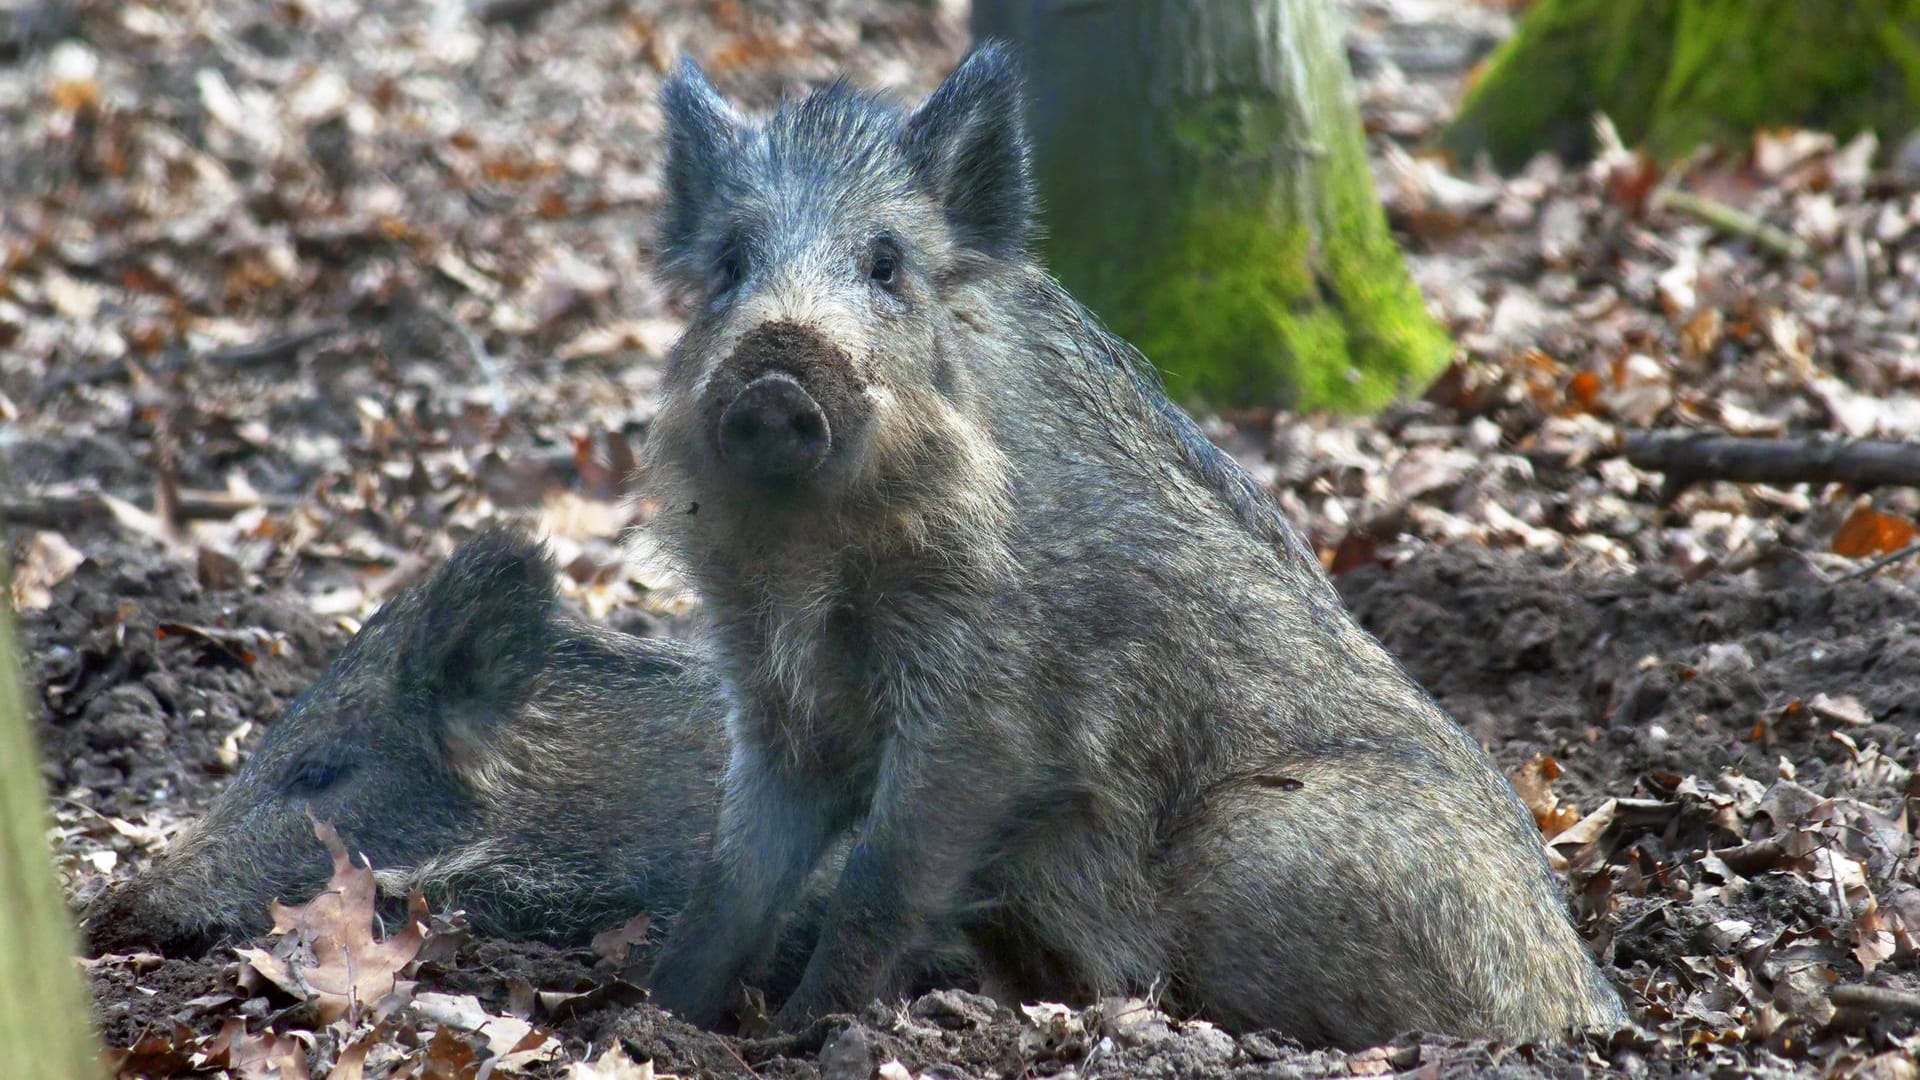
[399,528,559,746]
[902,42,1036,258]
[659,56,744,275]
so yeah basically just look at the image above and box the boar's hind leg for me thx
[1163,776,1618,1048]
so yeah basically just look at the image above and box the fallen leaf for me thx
[1853,896,1896,975]
[9,530,86,611]
[567,1045,657,1080]
[265,821,427,1024]
[589,912,651,969]
[1808,693,1873,727]
[412,992,560,1071]
[1511,755,1581,836]
[157,622,287,666]
[1832,505,1919,559]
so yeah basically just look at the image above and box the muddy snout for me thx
[719,373,831,481]
[706,322,867,485]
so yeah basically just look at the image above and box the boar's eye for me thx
[866,237,901,292]
[714,235,748,293]
[286,759,351,797]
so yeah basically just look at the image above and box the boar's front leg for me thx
[648,737,839,1028]
[772,720,1021,1028]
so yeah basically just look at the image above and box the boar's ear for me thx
[400,528,559,742]
[902,42,1036,258]
[659,57,744,276]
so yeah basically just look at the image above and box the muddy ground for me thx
[7,0,1920,1076]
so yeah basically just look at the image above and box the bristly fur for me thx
[84,531,731,956]
[642,46,1625,1047]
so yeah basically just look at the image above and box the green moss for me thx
[1025,4,1452,414]
[1650,0,1920,158]
[1447,0,1920,169]
[1106,84,1451,412]
[1444,0,1676,170]
[1113,189,1449,414]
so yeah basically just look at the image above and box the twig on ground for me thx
[1830,984,1920,1017]
[1843,539,1920,581]
[35,323,348,398]
[468,0,563,25]
[418,307,511,417]
[1623,431,1920,501]
[1651,189,1810,261]
[0,486,295,529]
[200,323,347,370]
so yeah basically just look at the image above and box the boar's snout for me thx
[704,321,867,487]
[82,879,230,958]
[718,372,831,481]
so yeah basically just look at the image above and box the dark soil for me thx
[11,0,1920,1074]
[29,548,338,821]
[1340,546,1920,806]
[63,541,1920,1077]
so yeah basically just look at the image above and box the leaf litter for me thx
[5,0,1920,1076]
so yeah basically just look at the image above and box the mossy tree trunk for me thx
[973,0,1452,412]
[1446,0,1920,170]
[1,557,104,1079]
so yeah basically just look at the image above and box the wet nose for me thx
[717,372,831,482]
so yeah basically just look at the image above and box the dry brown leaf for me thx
[9,529,86,611]
[1853,1052,1920,1080]
[589,912,651,969]
[1510,755,1581,837]
[1565,369,1603,413]
[1548,798,1618,848]
[567,1045,658,1080]
[413,992,560,1072]
[157,621,287,666]
[1678,308,1724,363]
[196,1019,312,1080]
[1345,1045,1396,1076]
[1831,505,1919,559]
[265,820,427,1024]
[1852,896,1897,975]
[1808,693,1873,727]
[329,1035,374,1080]
[227,1030,313,1080]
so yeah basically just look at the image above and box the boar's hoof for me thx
[719,372,831,482]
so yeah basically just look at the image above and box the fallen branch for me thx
[1623,432,1920,499]
[0,486,295,530]
[468,0,564,25]
[36,323,347,398]
[1830,984,1920,1018]
[1651,189,1810,261]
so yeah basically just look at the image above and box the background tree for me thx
[1,558,103,1080]
[972,0,1452,412]
[1446,0,1920,170]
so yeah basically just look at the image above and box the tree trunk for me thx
[0,556,103,1079]
[1445,0,1920,171]
[973,0,1452,412]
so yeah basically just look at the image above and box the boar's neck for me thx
[991,270,1339,605]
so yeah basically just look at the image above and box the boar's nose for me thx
[718,372,831,482]
[83,884,223,958]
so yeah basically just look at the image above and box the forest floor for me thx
[7,0,1920,1076]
